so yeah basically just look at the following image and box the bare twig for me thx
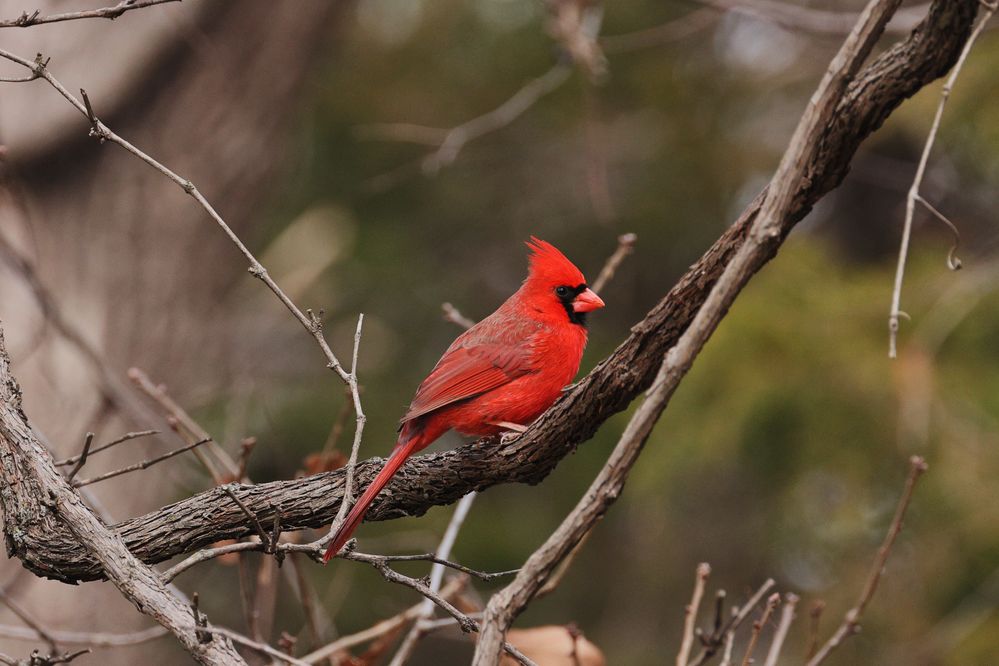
[887,1,995,358]
[0,588,59,653]
[806,456,929,665]
[0,648,90,665]
[55,429,159,466]
[0,624,166,647]
[223,486,272,549]
[694,0,931,36]
[360,63,572,183]
[388,491,479,666]
[72,437,212,488]
[204,626,310,666]
[356,555,534,665]
[0,0,179,28]
[0,234,173,442]
[591,233,637,293]
[601,8,718,54]
[127,367,236,481]
[688,580,777,665]
[324,314,366,549]
[739,593,780,666]
[441,303,476,330]
[804,600,825,661]
[718,632,735,666]
[65,432,94,482]
[763,593,799,666]
[677,562,711,666]
[300,577,467,664]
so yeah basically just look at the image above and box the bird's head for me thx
[523,236,605,326]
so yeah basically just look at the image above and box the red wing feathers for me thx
[401,338,535,424]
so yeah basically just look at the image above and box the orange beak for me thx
[572,288,605,313]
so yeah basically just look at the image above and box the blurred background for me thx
[0,0,997,664]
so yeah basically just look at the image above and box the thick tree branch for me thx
[0,326,246,665]
[0,0,979,585]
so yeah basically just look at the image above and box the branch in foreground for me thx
[0,0,179,28]
[677,563,711,666]
[0,0,978,585]
[0,326,247,665]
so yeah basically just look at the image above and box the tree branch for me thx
[0,0,180,28]
[0,325,247,665]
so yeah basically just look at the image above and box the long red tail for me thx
[323,438,420,562]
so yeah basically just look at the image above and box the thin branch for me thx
[344,552,534,665]
[0,0,179,28]
[0,648,90,666]
[388,491,479,666]
[677,562,711,666]
[65,432,94,482]
[804,601,826,661]
[740,594,780,666]
[204,626,310,666]
[601,8,718,54]
[887,0,995,358]
[0,588,59,653]
[359,63,572,185]
[592,233,637,293]
[300,577,467,665]
[441,303,476,330]
[55,429,159,466]
[0,48,354,391]
[127,367,236,481]
[0,233,174,443]
[763,593,798,666]
[806,456,929,665]
[223,486,272,549]
[0,624,166,647]
[718,633,735,666]
[688,579,777,666]
[72,437,211,488]
[694,0,931,36]
[325,314,366,549]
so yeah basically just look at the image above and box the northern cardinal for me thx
[323,238,604,562]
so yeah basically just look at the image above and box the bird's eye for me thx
[555,286,571,299]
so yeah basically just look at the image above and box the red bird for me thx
[323,238,604,562]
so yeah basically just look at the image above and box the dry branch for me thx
[0,0,179,28]
[887,0,995,357]
[806,456,929,665]
[0,326,247,665]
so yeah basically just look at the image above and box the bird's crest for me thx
[525,237,586,286]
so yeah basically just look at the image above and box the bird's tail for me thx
[323,436,421,563]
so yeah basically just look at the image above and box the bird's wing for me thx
[401,331,536,424]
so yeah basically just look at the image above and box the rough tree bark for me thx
[0,326,247,664]
[0,0,979,586]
